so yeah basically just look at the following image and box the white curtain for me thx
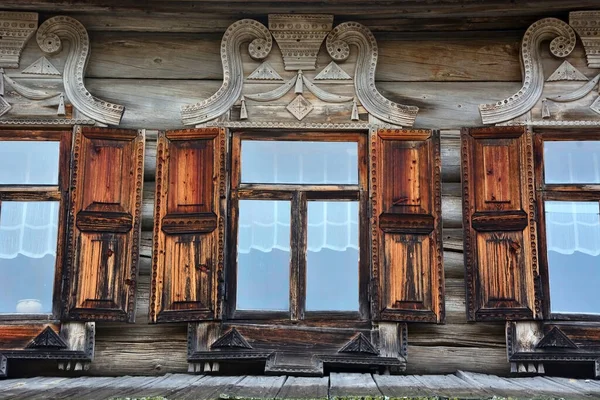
[545,141,600,184]
[238,200,358,254]
[0,141,59,185]
[545,201,600,256]
[0,201,59,259]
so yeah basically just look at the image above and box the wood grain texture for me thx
[64,127,144,323]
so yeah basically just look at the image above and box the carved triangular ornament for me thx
[210,328,252,349]
[315,61,351,80]
[338,333,378,355]
[0,96,11,117]
[247,61,283,81]
[26,327,68,349]
[22,56,61,76]
[536,327,578,349]
[547,60,588,82]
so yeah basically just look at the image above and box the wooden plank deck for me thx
[1,371,600,399]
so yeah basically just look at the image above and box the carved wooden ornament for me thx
[0,12,38,68]
[181,15,419,127]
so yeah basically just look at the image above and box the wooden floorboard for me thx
[1,372,600,399]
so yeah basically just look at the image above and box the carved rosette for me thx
[326,22,418,127]
[181,19,272,125]
[36,16,125,125]
[479,18,576,125]
[0,12,38,68]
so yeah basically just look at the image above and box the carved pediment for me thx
[338,333,379,355]
[0,12,38,68]
[210,328,252,350]
[536,327,578,349]
[181,14,419,127]
[26,327,68,349]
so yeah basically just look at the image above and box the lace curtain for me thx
[237,200,358,254]
[0,141,60,260]
[545,201,600,256]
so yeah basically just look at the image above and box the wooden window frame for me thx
[0,128,72,321]
[534,128,600,322]
[226,130,370,324]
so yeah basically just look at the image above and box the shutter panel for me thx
[150,128,225,323]
[462,126,541,321]
[372,129,444,323]
[64,127,145,322]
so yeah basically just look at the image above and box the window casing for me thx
[535,130,600,320]
[0,129,71,320]
[227,131,370,322]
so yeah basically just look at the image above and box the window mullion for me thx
[290,191,307,321]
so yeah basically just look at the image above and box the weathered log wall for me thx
[8,11,586,376]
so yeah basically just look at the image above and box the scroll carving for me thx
[325,22,418,127]
[479,18,577,125]
[181,19,272,125]
[36,16,124,125]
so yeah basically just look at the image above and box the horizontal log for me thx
[8,0,600,18]
[66,12,545,34]
[405,345,509,376]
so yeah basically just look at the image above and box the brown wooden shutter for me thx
[462,126,541,321]
[64,127,145,322]
[149,128,225,323]
[371,128,444,323]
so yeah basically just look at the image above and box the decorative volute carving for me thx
[181,15,419,127]
[35,16,124,125]
[479,18,577,125]
[0,12,38,68]
[181,19,272,125]
[325,22,418,126]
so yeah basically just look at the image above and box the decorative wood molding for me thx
[181,19,272,125]
[0,322,94,378]
[338,333,378,355]
[479,18,577,124]
[326,22,418,127]
[507,321,600,378]
[26,327,68,349]
[570,11,600,68]
[268,14,333,71]
[188,322,406,376]
[0,12,38,68]
[184,15,418,126]
[210,328,252,350]
[0,118,94,126]
[36,16,124,125]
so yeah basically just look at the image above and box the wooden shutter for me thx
[149,128,225,323]
[371,129,444,323]
[64,127,145,322]
[462,126,541,321]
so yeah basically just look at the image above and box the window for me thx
[228,132,369,320]
[537,133,600,318]
[0,130,71,318]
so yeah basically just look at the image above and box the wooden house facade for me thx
[0,0,600,386]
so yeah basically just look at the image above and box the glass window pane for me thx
[241,141,358,184]
[237,200,290,311]
[0,201,59,314]
[545,201,600,314]
[544,141,600,184]
[0,141,60,185]
[306,201,359,311]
